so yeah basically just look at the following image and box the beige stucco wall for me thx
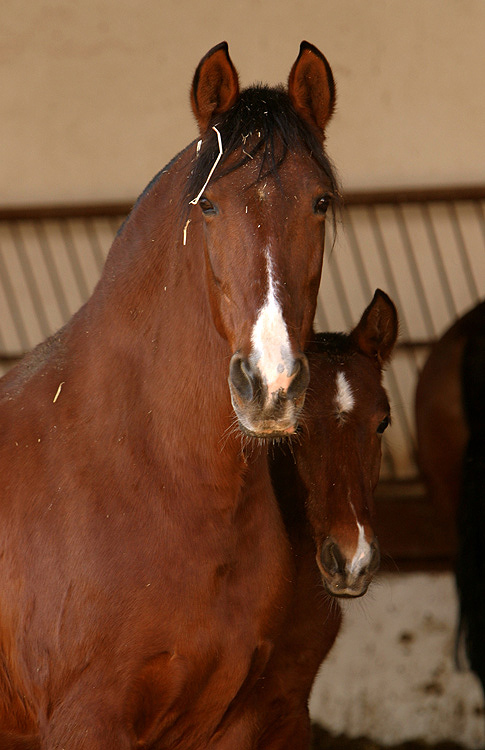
[1,0,484,206]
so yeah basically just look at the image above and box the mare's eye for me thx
[313,194,331,216]
[199,197,217,215]
[376,415,390,435]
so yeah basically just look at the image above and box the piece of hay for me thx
[189,126,223,206]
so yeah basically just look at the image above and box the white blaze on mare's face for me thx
[348,500,372,575]
[250,246,292,394]
[335,371,354,415]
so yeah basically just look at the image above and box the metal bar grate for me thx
[317,187,485,483]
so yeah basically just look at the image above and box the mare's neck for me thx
[69,151,243,476]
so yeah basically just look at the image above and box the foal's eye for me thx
[313,194,331,216]
[376,415,390,435]
[198,197,217,215]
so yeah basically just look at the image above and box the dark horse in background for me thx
[0,38,396,747]
[416,300,485,702]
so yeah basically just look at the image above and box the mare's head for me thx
[188,42,339,438]
[298,291,398,597]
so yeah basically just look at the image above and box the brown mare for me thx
[415,299,485,703]
[0,40,388,748]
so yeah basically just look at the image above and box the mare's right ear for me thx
[351,289,399,368]
[288,41,336,137]
[191,42,240,134]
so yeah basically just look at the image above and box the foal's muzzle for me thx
[318,536,380,598]
[228,352,310,438]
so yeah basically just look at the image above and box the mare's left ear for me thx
[351,289,398,367]
[288,41,336,137]
[191,42,240,134]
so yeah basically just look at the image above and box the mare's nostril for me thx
[287,354,310,400]
[229,354,254,402]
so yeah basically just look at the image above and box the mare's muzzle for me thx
[228,352,310,438]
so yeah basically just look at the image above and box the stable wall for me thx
[1,0,484,206]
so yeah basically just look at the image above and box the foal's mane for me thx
[187,85,340,206]
[310,331,355,361]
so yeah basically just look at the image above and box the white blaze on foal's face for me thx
[249,246,293,395]
[353,524,373,571]
[348,506,374,577]
[334,370,354,416]
[335,373,373,578]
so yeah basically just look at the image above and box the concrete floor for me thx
[310,573,485,749]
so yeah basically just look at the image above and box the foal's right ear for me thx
[288,41,336,138]
[351,289,399,368]
[191,42,240,134]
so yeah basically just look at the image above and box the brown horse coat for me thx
[0,41,341,749]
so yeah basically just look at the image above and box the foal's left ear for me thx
[288,41,336,137]
[351,289,399,368]
[191,42,240,134]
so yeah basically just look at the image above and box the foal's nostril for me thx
[368,540,381,574]
[229,354,255,402]
[320,538,346,577]
[287,355,310,401]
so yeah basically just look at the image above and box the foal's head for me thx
[188,42,339,438]
[298,291,398,597]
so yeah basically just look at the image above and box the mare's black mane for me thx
[187,85,340,205]
[122,85,340,239]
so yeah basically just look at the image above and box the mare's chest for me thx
[127,487,295,745]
